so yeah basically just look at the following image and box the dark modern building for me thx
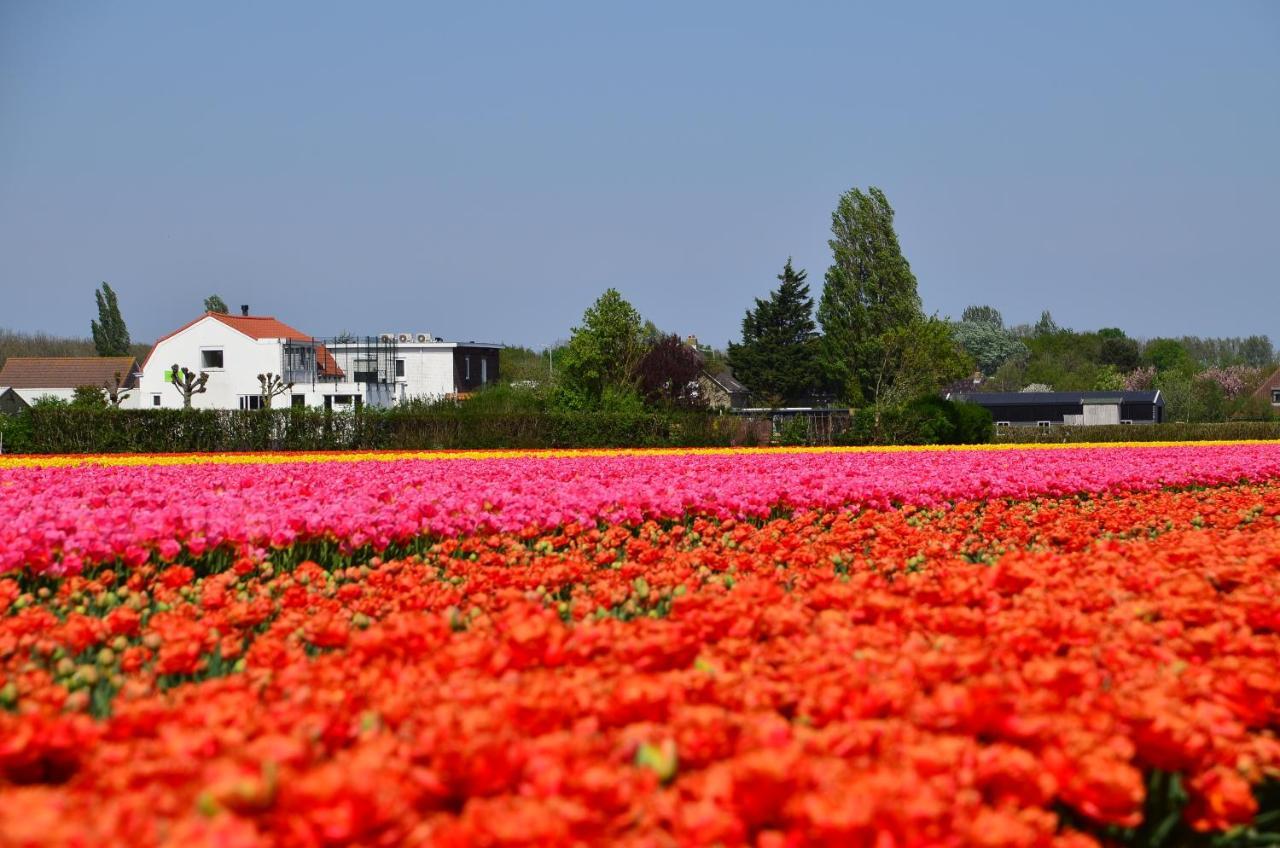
[946,390,1164,427]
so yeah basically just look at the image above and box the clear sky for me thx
[2,1,1278,348]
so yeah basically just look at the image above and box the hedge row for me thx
[0,408,772,454]
[994,421,1280,444]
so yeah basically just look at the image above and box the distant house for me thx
[138,308,500,410]
[699,370,750,410]
[1251,367,1280,409]
[0,356,139,410]
[947,390,1164,427]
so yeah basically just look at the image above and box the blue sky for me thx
[2,1,1277,348]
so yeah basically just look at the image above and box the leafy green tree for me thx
[70,385,108,409]
[1099,335,1141,371]
[1144,338,1194,373]
[961,305,1003,327]
[865,316,971,411]
[1033,310,1059,337]
[817,187,923,403]
[204,295,229,314]
[91,282,132,356]
[1092,365,1125,391]
[726,259,820,407]
[556,288,645,402]
[951,318,1027,376]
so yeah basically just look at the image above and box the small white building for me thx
[138,309,501,410]
[329,333,501,404]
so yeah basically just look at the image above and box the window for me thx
[1272,389,1280,405]
[201,349,224,369]
[395,359,405,378]
[481,358,487,384]
[332,394,353,406]
[1037,421,1052,428]
[291,394,306,409]
[465,356,471,380]
[238,395,263,411]
[152,394,161,407]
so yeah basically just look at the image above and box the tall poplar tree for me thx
[90,282,132,357]
[726,259,819,407]
[816,187,922,403]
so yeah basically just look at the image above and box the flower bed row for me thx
[6,443,1280,576]
[3,477,1280,846]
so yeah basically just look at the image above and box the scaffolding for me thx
[281,336,400,386]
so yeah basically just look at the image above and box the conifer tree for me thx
[726,259,819,407]
[91,282,132,356]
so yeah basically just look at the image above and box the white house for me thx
[138,309,501,410]
[329,333,501,403]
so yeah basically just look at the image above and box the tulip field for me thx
[2,443,1280,847]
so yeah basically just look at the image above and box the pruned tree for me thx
[102,370,132,407]
[170,363,209,409]
[257,372,294,409]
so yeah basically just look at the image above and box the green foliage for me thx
[841,396,992,446]
[557,289,645,402]
[1144,338,1195,374]
[1092,365,1125,391]
[817,187,923,403]
[726,259,820,407]
[866,316,972,408]
[1033,310,1059,337]
[776,415,811,446]
[70,385,108,409]
[498,345,556,385]
[12,407,770,453]
[994,420,1280,443]
[960,305,1003,327]
[952,317,1027,376]
[953,401,995,443]
[203,295,229,314]
[90,282,132,357]
[1099,335,1141,371]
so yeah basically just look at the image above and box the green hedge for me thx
[994,421,1280,444]
[2,407,771,454]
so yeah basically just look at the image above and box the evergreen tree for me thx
[960,304,1003,328]
[204,294,229,314]
[90,282,131,356]
[816,187,923,403]
[726,259,819,407]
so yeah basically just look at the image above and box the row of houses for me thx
[0,307,501,412]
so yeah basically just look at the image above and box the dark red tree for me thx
[634,334,705,408]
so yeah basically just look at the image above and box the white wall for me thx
[397,345,457,401]
[139,317,372,410]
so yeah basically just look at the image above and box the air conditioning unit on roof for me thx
[398,333,411,342]
[379,333,393,342]
[417,333,431,342]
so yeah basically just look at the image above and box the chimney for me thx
[240,304,250,316]
[686,334,698,348]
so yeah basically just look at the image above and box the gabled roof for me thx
[702,370,749,395]
[0,356,138,390]
[143,312,343,378]
[950,390,1163,406]
[1251,367,1280,400]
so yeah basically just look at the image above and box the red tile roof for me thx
[142,312,344,378]
[0,357,138,389]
